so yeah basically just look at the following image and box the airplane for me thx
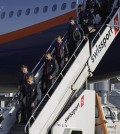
[0,1,120,133]
[0,0,119,90]
[0,0,84,89]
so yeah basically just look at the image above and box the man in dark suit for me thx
[18,65,35,123]
[22,75,42,121]
[67,17,85,57]
[100,0,112,22]
[41,52,59,94]
[78,5,89,36]
[19,65,33,91]
[55,35,69,70]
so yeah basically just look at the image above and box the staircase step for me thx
[9,123,26,134]
[13,124,25,131]
[9,131,26,134]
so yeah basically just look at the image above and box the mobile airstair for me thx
[1,1,120,134]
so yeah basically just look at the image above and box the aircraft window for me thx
[71,1,76,9]
[61,3,67,10]
[25,8,31,15]
[17,10,22,17]
[1,12,5,19]
[43,6,48,13]
[52,4,57,12]
[9,11,14,18]
[34,7,39,14]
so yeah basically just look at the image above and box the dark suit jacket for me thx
[22,83,42,106]
[67,24,84,44]
[44,58,59,78]
[55,41,69,59]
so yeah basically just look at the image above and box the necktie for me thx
[45,61,49,74]
[57,43,60,57]
[24,73,27,81]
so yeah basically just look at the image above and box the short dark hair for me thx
[69,17,74,21]
[27,75,34,81]
[21,65,27,69]
[78,4,82,8]
[78,4,84,11]
[56,35,61,40]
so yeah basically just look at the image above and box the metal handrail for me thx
[5,32,67,110]
[6,90,20,107]
[91,0,117,49]
[31,39,55,73]
[24,37,87,133]
[24,2,118,131]
[32,32,67,73]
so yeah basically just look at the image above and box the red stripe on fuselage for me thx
[0,10,77,44]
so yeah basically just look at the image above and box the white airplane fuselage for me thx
[0,0,83,85]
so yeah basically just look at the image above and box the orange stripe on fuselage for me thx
[0,10,77,44]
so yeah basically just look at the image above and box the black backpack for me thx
[73,27,81,43]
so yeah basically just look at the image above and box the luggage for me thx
[16,108,22,124]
